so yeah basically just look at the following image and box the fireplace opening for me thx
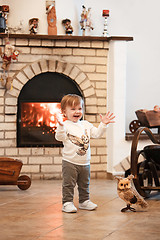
[17,72,83,147]
[19,102,66,147]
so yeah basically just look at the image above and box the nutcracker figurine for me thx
[0,5,9,33]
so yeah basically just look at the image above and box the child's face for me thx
[63,102,83,123]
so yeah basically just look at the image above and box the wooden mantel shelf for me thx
[0,33,133,42]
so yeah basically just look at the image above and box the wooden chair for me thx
[129,127,160,197]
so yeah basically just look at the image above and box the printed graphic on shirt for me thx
[67,129,89,156]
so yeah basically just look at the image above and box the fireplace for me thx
[0,34,132,179]
[17,72,83,147]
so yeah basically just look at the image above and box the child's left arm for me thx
[100,111,115,125]
[90,111,115,138]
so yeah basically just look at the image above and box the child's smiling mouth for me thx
[73,115,81,121]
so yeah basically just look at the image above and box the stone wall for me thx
[0,35,109,179]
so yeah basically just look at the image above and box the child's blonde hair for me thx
[61,94,84,113]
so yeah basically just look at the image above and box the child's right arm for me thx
[55,124,66,142]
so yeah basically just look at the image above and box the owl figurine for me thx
[115,174,148,212]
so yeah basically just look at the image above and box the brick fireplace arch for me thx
[7,59,96,111]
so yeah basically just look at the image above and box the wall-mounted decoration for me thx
[62,18,73,35]
[29,18,39,34]
[46,0,57,35]
[0,38,20,90]
[80,5,94,36]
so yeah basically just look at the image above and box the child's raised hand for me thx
[56,114,64,126]
[100,112,115,125]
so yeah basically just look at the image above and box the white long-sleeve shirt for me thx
[55,120,107,165]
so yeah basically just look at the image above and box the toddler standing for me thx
[55,94,115,213]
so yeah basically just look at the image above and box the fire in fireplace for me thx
[19,102,66,147]
[17,72,83,147]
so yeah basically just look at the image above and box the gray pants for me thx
[62,160,90,204]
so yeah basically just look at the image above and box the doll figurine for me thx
[0,5,9,33]
[0,12,6,33]
[80,5,94,36]
[62,19,73,35]
[29,18,39,34]
[0,38,20,89]
[1,38,15,73]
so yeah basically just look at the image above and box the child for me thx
[55,94,115,213]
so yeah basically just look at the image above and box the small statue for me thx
[80,5,94,36]
[46,0,57,35]
[29,18,39,34]
[62,18,73,35]
[0,12,6,33]
[0,5,9,33]
[115,175,148,212]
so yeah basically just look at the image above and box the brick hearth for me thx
[0,34,133,179]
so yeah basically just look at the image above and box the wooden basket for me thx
[136,110,160,128]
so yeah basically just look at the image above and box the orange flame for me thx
[21,102,66,132]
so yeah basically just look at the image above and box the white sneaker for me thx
[79,200,97,211]
[62,202,77,213]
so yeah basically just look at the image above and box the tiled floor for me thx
[0,179,160,240]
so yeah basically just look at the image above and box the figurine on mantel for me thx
[0,5,9,33]
[62,18,73,35]
[80,5,94,36]
[46,0,57,35]
[0,11,6,33]
[29,18,39,34]
[0,38,20,90]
